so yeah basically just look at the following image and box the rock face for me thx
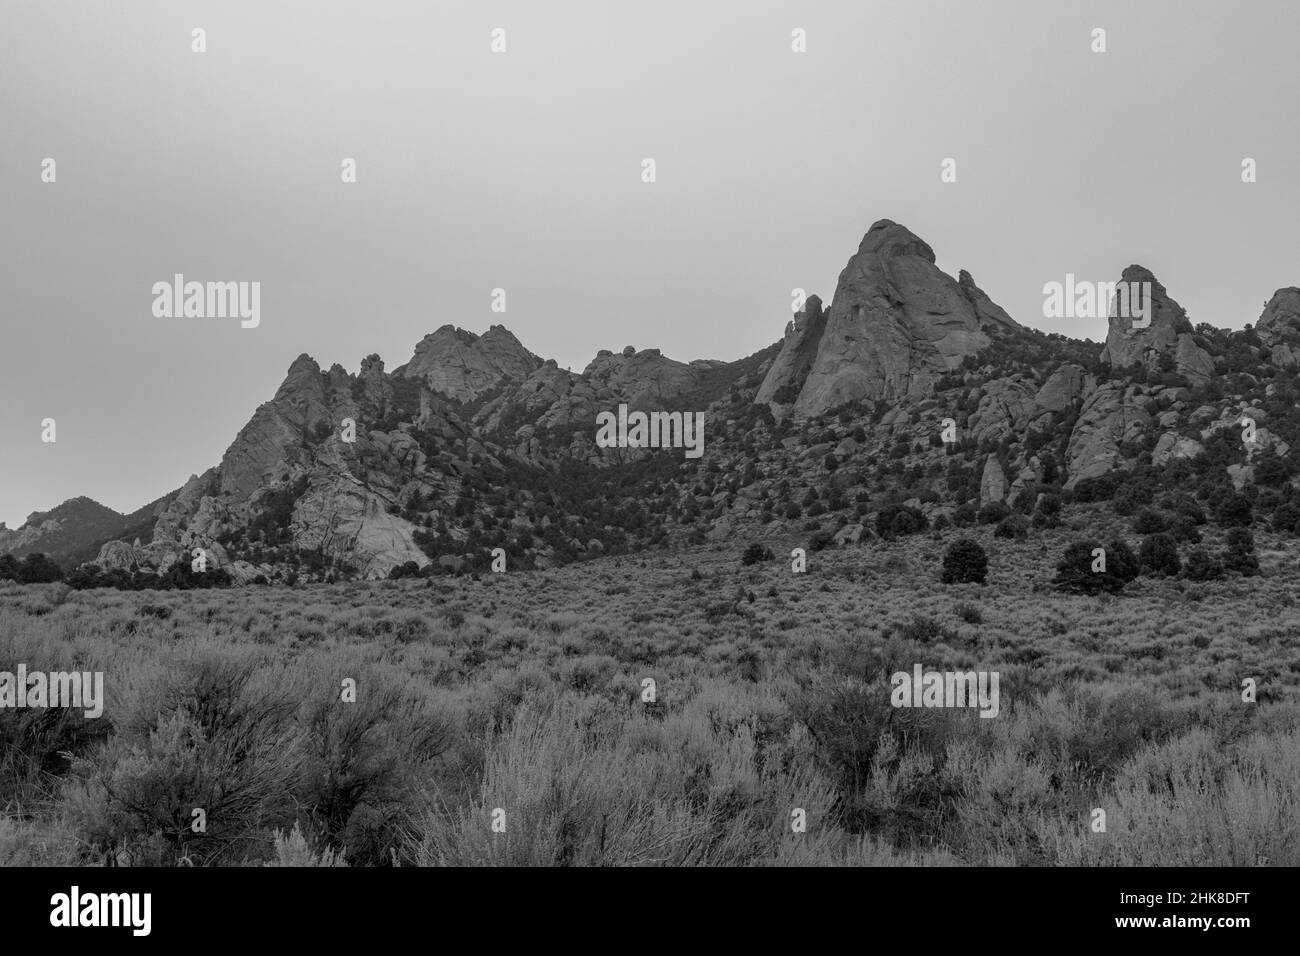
[1254,288,1300,345]
[1256,288,1300,367]
[581,347,705,409]
[1100,266,1181,368]
[400,325,541,403]
[768,220,1019,417]
[1099,266,1212,383]
[755,295,827,408]
[290,474,428,578]
[218,354,332,500]
[1034,364,1091,414]
[1152,433,1205,467]
[968,378,1036,444]
[980,456,1007,505]
[1063,383,1152,487]
[1175,334,1215,385]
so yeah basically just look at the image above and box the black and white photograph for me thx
[0,0,1292,938]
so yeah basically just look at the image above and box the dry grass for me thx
[1,523,1297,865]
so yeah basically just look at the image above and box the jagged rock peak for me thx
[401,324,542,403]
[1099,265,1210,383]
[758,219,1020,417]
[857,219,936,262]
[274,354,325,402]
[1256,287,1300,344]
[286,353,321,374]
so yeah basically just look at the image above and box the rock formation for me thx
[399,325,541,403]
[759,220,1020,418]
[1099,266,1213,385]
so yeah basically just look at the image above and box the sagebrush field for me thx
[3,519,1298,867]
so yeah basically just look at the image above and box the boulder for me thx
[834,524,865,546]
[968,377,1035,443]
[1063,383,1152,487]
[980,456,1007,505]
[1034,364,1090,413]
[1152,433,1204,466]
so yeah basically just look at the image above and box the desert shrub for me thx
[977,501,1010,525]
[1131,508,1167,534]
[560,654,619,693]
[64,565,104,589]
[264,821,347,867]
[1044,729,1300,865]
[1111,484,1151,517]
[10,553,63,584]
[411,694,839,866]
[1183,548,1223,581]
[741,543,773,566]
[387,561,421,580]
[954,602,983,624]
[1254,450,1292,486]
[1139,533,1181,577]
[1273,502,1300,534]
[1222,528,1259,576]
[1010,487,1037,514]
[65,653,301,866]
[875,504,926,537]
[1017,684,1182,784]
[1072,472,1122,503]
[808,530,836,552]
[994,515,1028,540]
[0,816,80,866]
[1171,494,1206,525]
[1168,515,1202,544]
[1105,539,1142,584]
[1215,492,1253,528]
[295,669,455,866]
[0,635,114,809]
[953,503,978,527]
[896,615,961,644]
[1054,539,1138,594]
[941,539,988,585]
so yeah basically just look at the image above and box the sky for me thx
[2,0,1298,527]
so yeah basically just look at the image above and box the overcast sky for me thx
[2,0,1298,527]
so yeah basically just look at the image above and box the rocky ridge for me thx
[7,219,1300,583]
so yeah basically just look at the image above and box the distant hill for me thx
[0,490,181,568]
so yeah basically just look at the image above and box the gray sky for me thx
[2,0,1298,527]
